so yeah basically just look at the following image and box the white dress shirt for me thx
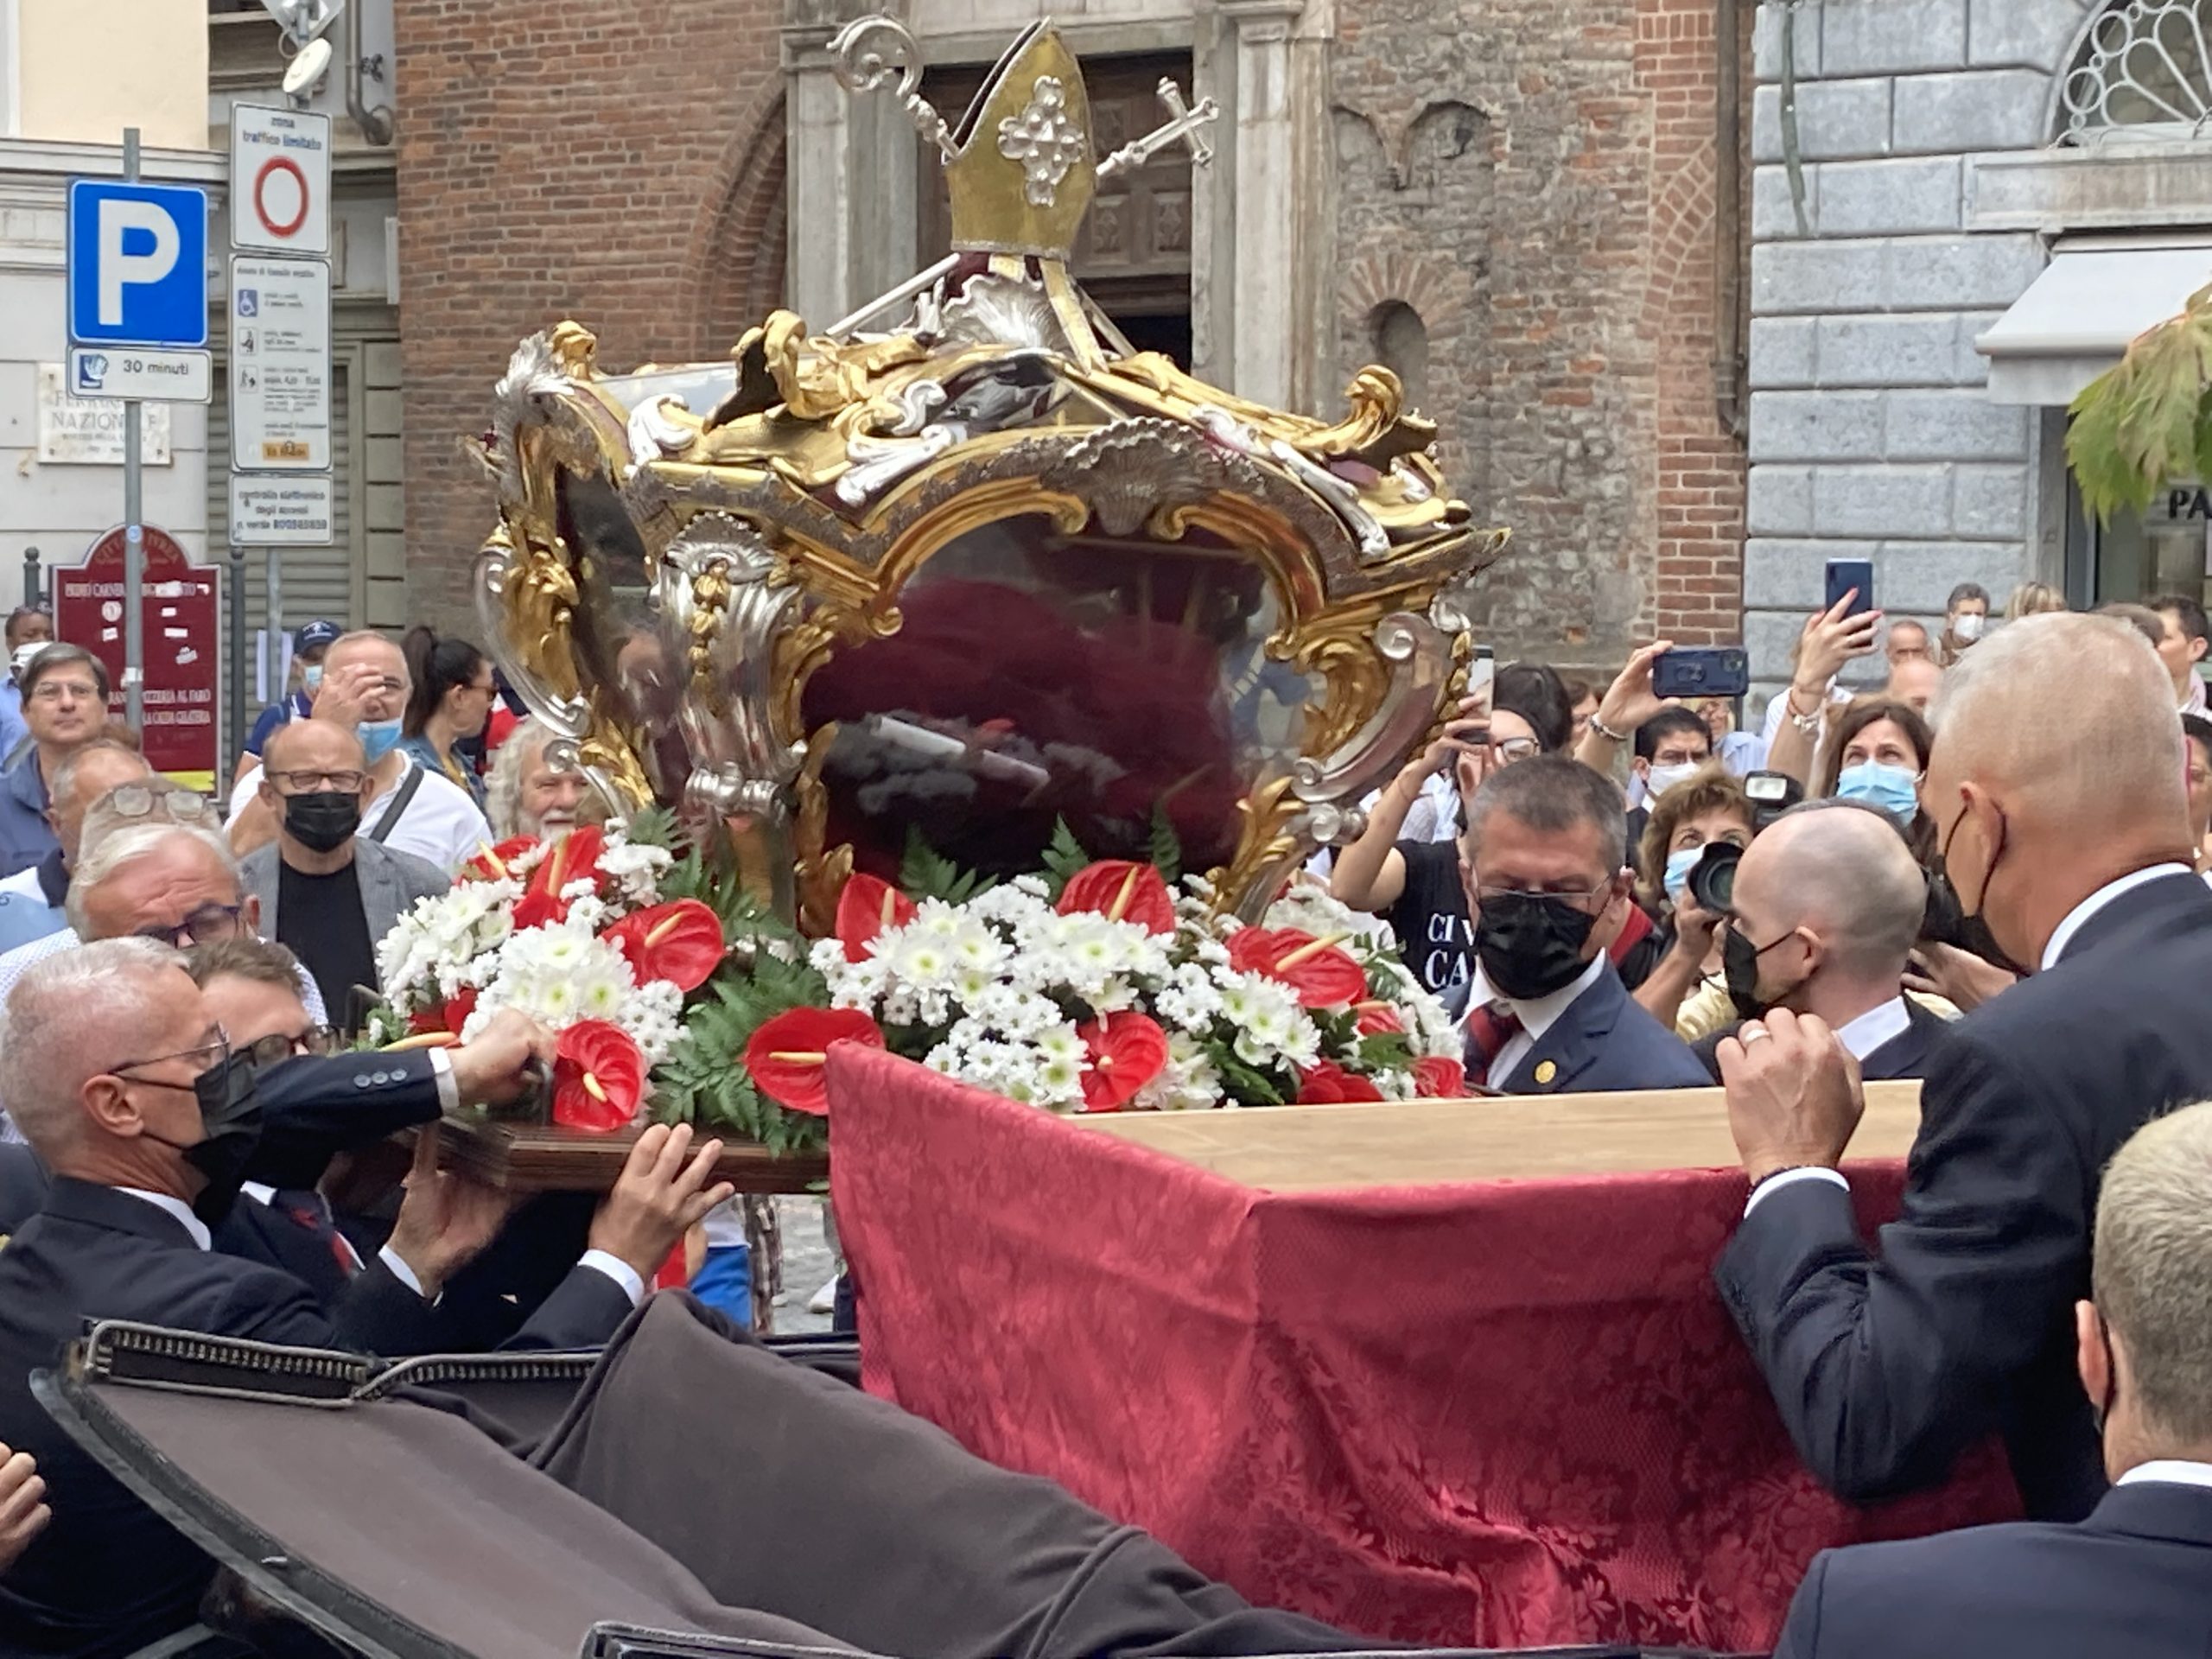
[1465,955,1606,1085]
[2040,864,2195,971]
[2118,1459,2212,1491]
[1741,995,1911,1217]
[226,1179,644,1306]
[116,1186,212,1249]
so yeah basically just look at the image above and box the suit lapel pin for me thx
[1534,1059,1558,1085]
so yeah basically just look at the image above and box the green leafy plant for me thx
[2068,282,2212,524]
[1039,817,1092,899]
[899,824,997,905]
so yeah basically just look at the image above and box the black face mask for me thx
[1474,890,1602,1001]
[139,1050,265,1225]
[1935,804,2029,977]
[1722,924,1803,1021]
[283,790,362,854]
[2089,1308,2120,1438]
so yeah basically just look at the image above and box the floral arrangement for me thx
[372,815,1465,1154]
[371,814,794,1137]
[737,824,1466,1117]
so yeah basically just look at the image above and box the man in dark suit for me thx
[1772,1100,2212,1658]
[1691,801,1948,1083]
[188,934,609,1349]
[1453,753,1709,1093]
[1715,612,2212,1521]
[0,937,732,1656]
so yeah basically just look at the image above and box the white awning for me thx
[1976,243,2212,406]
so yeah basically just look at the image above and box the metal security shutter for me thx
[206,312,358,634]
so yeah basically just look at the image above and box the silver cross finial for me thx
[1097,77,1220,181]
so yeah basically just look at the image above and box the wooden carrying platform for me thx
[434,1114,828,1195]
[1071,1079,1923,1190]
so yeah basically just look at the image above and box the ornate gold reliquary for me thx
[474,15,1510,925]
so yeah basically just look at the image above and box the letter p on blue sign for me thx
[67,181,210,349]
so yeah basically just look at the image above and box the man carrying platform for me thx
[1715,611,2212,1521]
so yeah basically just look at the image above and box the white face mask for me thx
[1952,613,1985,643]
[1643,761,1702,800]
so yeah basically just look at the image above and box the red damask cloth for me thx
[825,1047,2019,1654]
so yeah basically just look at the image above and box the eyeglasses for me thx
[105,785,213,823]
[1473,882,1616,906]
[1492,736,1541,763]
[132,904,244,948]
[111,1028,231,1085]
[30,679,102,703]
[238,1026,336,1068]
[266,768,366,794]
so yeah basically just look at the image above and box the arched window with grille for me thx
[2063,1,2212,144]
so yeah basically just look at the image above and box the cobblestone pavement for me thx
[763,1194,838,1337]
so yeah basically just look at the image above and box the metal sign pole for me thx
[227,541,247,778]
[120,126,144,733]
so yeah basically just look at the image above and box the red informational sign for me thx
[54,525,219,784]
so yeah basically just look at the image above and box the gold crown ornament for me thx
[472,16,1509,927]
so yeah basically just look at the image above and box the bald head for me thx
[1931,612,2186,836]
[1734,802,1927,983]
[1887,657,1943,716]
[262,715,367,776]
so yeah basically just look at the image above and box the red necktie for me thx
[281,1193,363,1281]
[1463,1001,1524,1089]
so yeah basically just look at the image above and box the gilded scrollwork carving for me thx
[472,15,1515,928]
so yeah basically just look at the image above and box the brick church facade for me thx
[391,0,1753,668]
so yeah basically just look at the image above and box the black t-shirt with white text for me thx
[1386,838,1472,995]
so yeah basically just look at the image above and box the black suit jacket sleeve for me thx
[1771,1550,1829,1659]
[332,1254,450,1355]
[499,1263,638,1351]
[1713,1027,2082,1501]
[250,1051,444,1190]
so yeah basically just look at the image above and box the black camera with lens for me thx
[1684,839,1743,916]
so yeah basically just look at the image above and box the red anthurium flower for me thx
[601,899,726,993]
[1413,1056,1468,1099]
[1228,928,1368,1009]
[409,985,479,1038]
[513,825,607,931]
[1057,861,1176,936]
[744,1007,887,1116]
[834,873,919,963]
[464,836,539,883]
[1075,1011,1171,1112]
[551,1020,646,1133]
[1353,1001,1404,1037]
[1296,1059,1386,1104]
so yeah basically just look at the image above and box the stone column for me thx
[783,16,859,328]
[1208,0,1333,414]
[785,6,933,332]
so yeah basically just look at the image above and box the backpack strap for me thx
[366,764,428,845]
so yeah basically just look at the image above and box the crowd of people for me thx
[0,582,2209,1655]
[1323,577,2212,1095]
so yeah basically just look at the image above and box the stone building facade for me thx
[389,0,1756,670]
[1744,0,2212,697]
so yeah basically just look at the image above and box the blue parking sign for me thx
[67,180,210,349]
